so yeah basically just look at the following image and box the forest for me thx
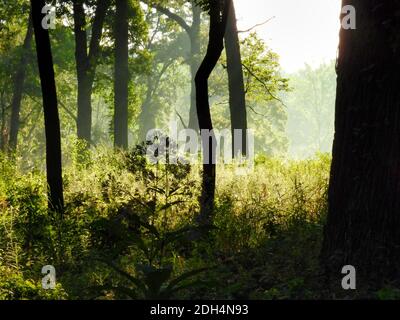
[0,0,399,301]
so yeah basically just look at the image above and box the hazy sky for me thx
[234,0,342,72]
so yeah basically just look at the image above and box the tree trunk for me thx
[321,0,400,286]
[224,0,247,157]
[30,0,64,213]
[195,0,230,226]
[150,1,202,132]
[8,12,34,151]
[188,3,201,132]
[114,0,129,150]
[0,89,7,151]
[73,0,110,145]
[138,76,156,142]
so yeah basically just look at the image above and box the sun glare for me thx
[234,0,342,72]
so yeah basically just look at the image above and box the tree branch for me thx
[142,1,192,35]
[238,16,275,33]
[242,62,286,107]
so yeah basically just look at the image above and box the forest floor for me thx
[0,148,397,299]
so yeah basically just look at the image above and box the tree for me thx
[195,0,229,225]
[8,10,33,151]
[286,62,335,158]
[143,0,202,131]
[224,0,247,156]
[30,0,64,213]
[114,0,129,149]
[321,0,400,285]
[210,32,289,156]
[73,0,110,145]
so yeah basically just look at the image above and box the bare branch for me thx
[175,110,188,129]
[238,16,275,33]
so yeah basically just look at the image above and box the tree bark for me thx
[114,0,129,150]
[321,0,400,286]
[30,0,64,213]
[0,89,7,152]
[73,0,110,145]
[224,0,247,157]
[195,0,230,226]
[188,3,201,132]
[8,12,34,151]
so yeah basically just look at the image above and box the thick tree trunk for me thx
[195,0,230,226]
[73,0,110,145]
[321,0,400,286]
[30,0,64,213]
[114,0,129,150]
[188,4,201,132]
[224,0,247,157]
[8,13,33,151]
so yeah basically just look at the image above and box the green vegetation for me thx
[0,149,330,299]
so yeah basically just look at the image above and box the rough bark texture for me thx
[321,0,400,286]
[195,0,230,225]
[73,0,110,145]
[30,0,64,213]
[114,0,129,150]
[224,0,247,157]
[8,12,33,151]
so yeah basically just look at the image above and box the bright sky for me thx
[234,0,342,72]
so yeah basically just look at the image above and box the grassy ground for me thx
[2,148,387,300]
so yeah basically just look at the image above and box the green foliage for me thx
[0,267,67,300]
[0,148,334,299]
[286,61,336,158]
[210,32,290,155]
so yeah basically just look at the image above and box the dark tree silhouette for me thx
[224,0,247,157]
[195,0,230,225]
[114,0,129,150]
[321,0,400,285]
[73,0,110,145]
[30,0,64,213]
[8,12,33,151]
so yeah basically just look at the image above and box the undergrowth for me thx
[0,147,343,299]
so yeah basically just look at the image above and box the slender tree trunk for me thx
[73,0,91,144]
[224,0,247,157]
[195,0,230,226]
[149,1,202,132]
[321,0,400,286]
[138,76,156,142]
[114,0,129,150]
[73,0,110,145]
[188,3,201,132]
[138,60,174,142]
[30,0,64,213]
[0,89,7,152]
[8,12,34,151]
